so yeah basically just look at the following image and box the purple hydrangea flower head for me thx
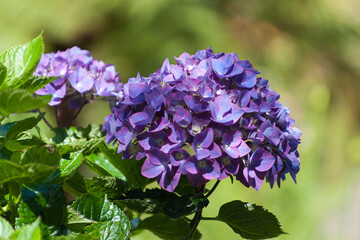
[34,46,123,107]
[103,47,301,192]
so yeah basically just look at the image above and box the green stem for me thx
[186,185,206,240]
[205,179,220,198]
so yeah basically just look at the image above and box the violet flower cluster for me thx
[34,47,123,106]
[103,48,301,192]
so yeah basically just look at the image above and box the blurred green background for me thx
[1,0,360,239]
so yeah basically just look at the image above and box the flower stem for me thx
[186,185,206,240]
[205,179,220,198]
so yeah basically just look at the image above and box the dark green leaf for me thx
[18,75,58,93]
[63,172,87,195]
[11,218,42,240]
[0,216,14,238]
[98,142,151,189]
[66,206,94,232]
[4,137,45,150]
[71,194,128,223]
[0,122,16,138]
[84,153,125,180]
[0,159,57,185]
[84,176,127,199]
[217,200,285,239]
[72,195,131,240]
[0,62,7,88]
[0,147,60,185]
[0,34,43,89]
[5,113,44,141]
[10,147,60,166]
[116,188,209,219]
[0,89,51,117]
[135,214,201,240]
[16,184,66,235]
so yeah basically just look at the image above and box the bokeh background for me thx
[1,0,360,239]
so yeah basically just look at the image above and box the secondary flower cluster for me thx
[34,46,123,106]
[103,48,301,192]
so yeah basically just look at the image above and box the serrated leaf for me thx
[18,75,58,93]
[10,218,42,240]
[0,34,43,89]
[60,151,83,178]
[71,195,128,223]
[135,214,201,240]
[84,153,125,180]
[0,216,14,238]
[98,142,151,189]
[84,176,126,199]
[217,200,285,239]
[0,89,51,117]
[0,159,57,185]
[0,147,60,185]
[5,113,44,141]
[0,62,7,87]
[84,221,130,240]
[72,195,131,240]
[115,188,209,219]
[63,172,87,195]
[66,206,94,232]
[16,184,66,236]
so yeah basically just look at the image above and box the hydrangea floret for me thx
[102,47,301,192]
[34,46,123,106]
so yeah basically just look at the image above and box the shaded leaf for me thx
[0,34,43,89]
[0,89,51,117]
[65,206,93,232]
[84,176,127,199]
[0,62,6,88]
[135,214,201,240]
[98,142,151,189]
[51,233,99,240]
[217,200,285,239]
[16,184,66,235]
[115,188,209,219]
[84,153,125,180]
[5,113,44,141]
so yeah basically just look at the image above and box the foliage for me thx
[0,35,292,240]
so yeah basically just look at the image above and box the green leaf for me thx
[66,206,94,232]
[84,176,127,199]
[72,195,131,240]
[135,214,201,240]
[60,151,83,178]
[51,126,103,156]
[0,89,51,117]
[0,147,60,185]
[16,184,66,235]
[18,75,58,93]
[10,218,42,240]
[71,194,127,223]
[98,142,151,189]
[4,137,45,151]
[51,233,99,240]
[0,34,43,89]
[5,113,44,141]
[217,200,285,239]
[0,216,14,238]
[0,62,7,87]
[84,153,125,180]
[63,172,87,195]
[115,188,209,219]
[83,221,129,240]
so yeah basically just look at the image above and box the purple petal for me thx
[141,157,164,178]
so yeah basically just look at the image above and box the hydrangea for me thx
[102,47,301,192]
[34,46,123,106]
